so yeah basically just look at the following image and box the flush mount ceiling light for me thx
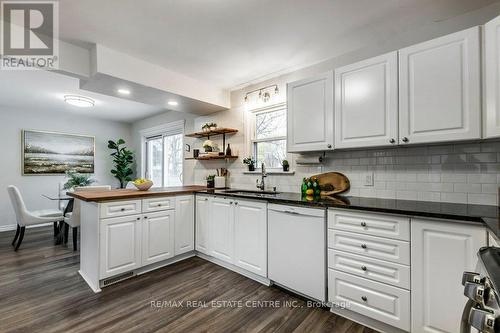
[168,100,179,106]
[117,88,131,95]
[64,95,95,108]
[244,84,279,103]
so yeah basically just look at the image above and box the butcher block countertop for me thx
[67,186,207,202]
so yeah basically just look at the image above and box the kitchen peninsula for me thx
[68,186,205,292]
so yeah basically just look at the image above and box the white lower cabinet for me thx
[99,214,142,279]
[411,219,486,333]
[195,195,210,255]
[175,195,194,255]
[142,210,175,266]
[209,196,234,263]
[234,200,267,277]
[329,270,410,331]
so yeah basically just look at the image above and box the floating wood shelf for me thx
[185,128,238,138]
[185,155,239,161]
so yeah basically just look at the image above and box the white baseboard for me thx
[0,223,53,233]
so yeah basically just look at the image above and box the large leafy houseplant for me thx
[108,139,134,188]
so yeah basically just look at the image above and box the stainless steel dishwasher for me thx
[268,203,326,302]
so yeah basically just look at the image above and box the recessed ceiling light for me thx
[64,95,95,108]
[168,100,178,106]
[117,88,131,95]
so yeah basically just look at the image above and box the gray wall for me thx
[0,106,132,231]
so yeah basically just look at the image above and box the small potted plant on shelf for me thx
[209,122,217,131]
[202,122,217,132]
[243,157,256,171]
[203,139,214,152]
[206,174,216,188]
[281,159,289,172]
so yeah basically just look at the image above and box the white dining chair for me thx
[63,185,112,251]
[7,185,64,251]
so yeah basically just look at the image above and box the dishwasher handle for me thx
[268,205,325,218]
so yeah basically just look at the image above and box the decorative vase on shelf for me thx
[226,144,232,156]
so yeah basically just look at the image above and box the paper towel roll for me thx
[296,155,324,164]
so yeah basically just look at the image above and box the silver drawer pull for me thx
[361,266,367,271]
[284,210,299,215]
[360,222,367,227]
[361,244,367,249]
[361,296,368,302]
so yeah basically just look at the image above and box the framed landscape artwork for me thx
[22,130,95,175]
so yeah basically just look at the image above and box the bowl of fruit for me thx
[132,178,153,191]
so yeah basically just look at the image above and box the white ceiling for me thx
[0,70,167,123]
[59,0,499,89]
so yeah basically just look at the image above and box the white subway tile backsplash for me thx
[454,183,482,193]
[441,192,468,204]
[467,193,497,205]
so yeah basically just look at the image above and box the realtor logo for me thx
[1,1,59,69]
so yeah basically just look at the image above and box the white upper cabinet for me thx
[399,27,481,144]
[233,200,267,277]
[287,71,334,152]
[174,195,194,256]
[335,52,399,148]
[485,15,500,138]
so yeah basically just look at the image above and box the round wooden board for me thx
[310,172,350,195]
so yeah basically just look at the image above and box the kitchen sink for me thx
[222,189,280,196]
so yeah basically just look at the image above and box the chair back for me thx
[7,185,28,226]
[68,186,112,227]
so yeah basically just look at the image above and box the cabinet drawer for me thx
[328,210,409,241]
[100,200,142,219]
[328,230,410,265]
[328,249,410,289]
[142,197,175,213]
[329,269,410,331]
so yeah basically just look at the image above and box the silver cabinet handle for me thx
[361,296,368,302]
[361,244,367,249]
[284,210,299,215]
[361,266,367,271]
[360,222,367,227]
[389,138,395,144]
[327,144,332,149]
[402,137,409,143]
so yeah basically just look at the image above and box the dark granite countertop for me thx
[196,189,500,238]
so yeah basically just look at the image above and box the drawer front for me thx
[328,210,410,241]
[328,230,410,265]
[328,249,410,289]
[329,270,410,331]
[100,200,142,219]
[142,197,176,213]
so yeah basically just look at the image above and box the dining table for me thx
[42,194,74,245]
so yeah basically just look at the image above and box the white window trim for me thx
[139,120,185,183]
[247,102,289,171]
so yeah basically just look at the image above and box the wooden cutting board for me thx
[310,172,350,196]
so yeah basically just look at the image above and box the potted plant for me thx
[203,139,214,152]
[202,123,210,132]
[282,160,290,172]
[63,170,96,190]
[108,139,134,189]
[209,122,217,131]
[243,157,256,171]
[206,175,215,188]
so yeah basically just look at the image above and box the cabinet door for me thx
[209,197,234,264]
[399,27,481,144]
[411,219,486,333]
[335,52,398,148]
[234,199,267,277]
[99,214,142,279]
[175,195,194,255]
[485,15,500,138]
[195,195,210,254]
[287,71,334,152]
[142,210,175,266]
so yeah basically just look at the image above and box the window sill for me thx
[243,170,295,175]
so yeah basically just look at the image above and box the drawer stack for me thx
[327,209,411,332]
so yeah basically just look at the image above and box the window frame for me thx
[248,102,288,170]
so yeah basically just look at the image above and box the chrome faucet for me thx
[256,163,267,191]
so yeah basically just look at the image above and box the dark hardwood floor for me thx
[0,226,377,333]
